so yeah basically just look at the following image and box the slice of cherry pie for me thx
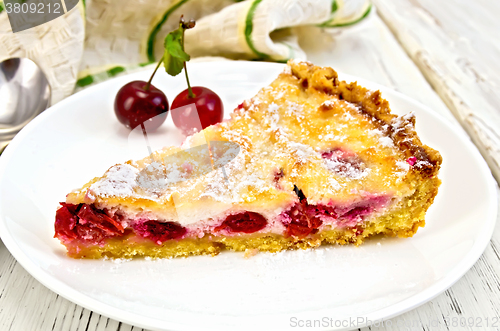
[55,60,442,259]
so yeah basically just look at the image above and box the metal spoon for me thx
[0,58,51,153]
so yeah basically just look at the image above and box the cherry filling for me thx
[55,203,124,244]
[282,201,323,238]
[133,220,186,244]
[281,187,390,238]
[236,102,245,110]
[215,212,268,234]
[341,206,373,221]
[273,168,285,189]
[78,204,124,234]
[54,203,79,242]
[281,187,323,238]
[55,203,187,245]
[406,156,417,166]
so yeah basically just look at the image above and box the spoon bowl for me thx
[0,57,51,152]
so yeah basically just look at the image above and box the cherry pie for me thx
[55,60,442,258]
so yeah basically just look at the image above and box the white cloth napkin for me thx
[0,0,371,104]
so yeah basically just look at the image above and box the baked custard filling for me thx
[56,193,392,244]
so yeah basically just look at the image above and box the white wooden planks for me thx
[373,0,500,183]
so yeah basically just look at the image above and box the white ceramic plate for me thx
[0,61,497,331]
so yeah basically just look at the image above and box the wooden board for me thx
[373,0,500,183]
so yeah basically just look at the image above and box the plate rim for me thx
[0,60,497,331]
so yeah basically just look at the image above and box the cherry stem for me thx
[180,24,195,98]
[145,57,164,91]
[140,123,154,159]
[183,62,194,98]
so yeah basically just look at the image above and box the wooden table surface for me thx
[2,1,500,330]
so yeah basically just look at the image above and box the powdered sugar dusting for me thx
[369,129,395,148]
[269,102,279,113]
[328,177,342,190]
[285,101,304,120]
[91,164,139,197]
[392,112,415,133]
[321,99,337,108]
[102,256,132,264]
[396,161,410,172]
[282,64,292,75]
[378,136,394,148]
[287,141,317,163]
[267,102,280,132]
[324,157,370,180]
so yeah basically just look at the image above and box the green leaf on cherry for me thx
[164,27,190,76]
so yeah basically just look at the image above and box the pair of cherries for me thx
[114,17,223,134]
[114,79,223,134]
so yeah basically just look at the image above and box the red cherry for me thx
[133,220,187,244]
[77,204,124,234]
[54,203,78,242]
[215,212,268,234]
[54,203,124,245]
[114,81,169,130]
[171,86,223,134]
[282,202,323,238]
